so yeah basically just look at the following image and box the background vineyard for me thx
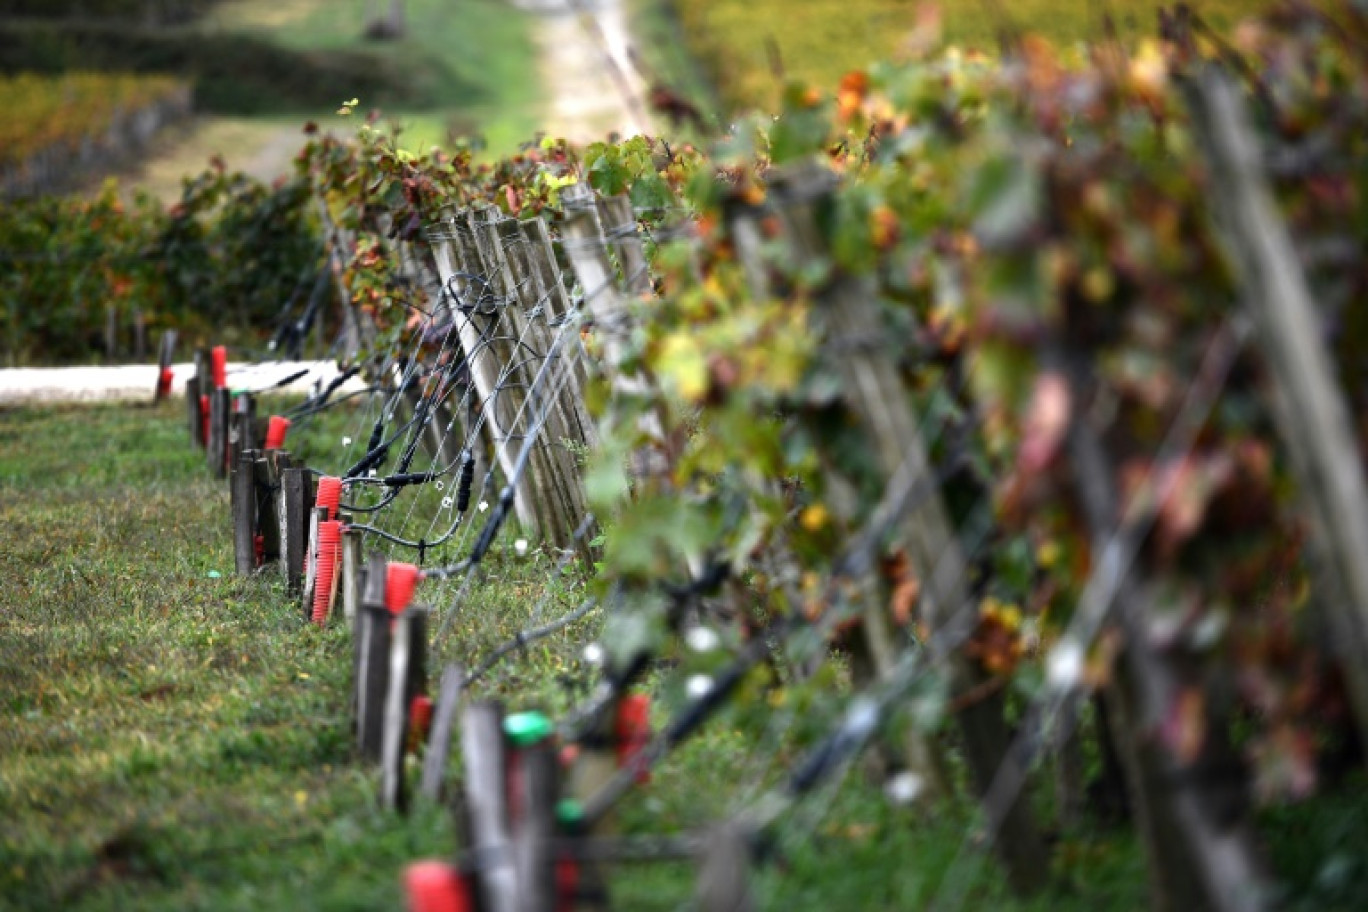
[4,1,1368,910]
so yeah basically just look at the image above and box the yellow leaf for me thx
[656,333,708,402]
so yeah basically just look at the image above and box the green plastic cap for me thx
[503,711,554,747]
[555,799,584,826]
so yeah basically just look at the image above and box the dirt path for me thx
[516,0,653,142]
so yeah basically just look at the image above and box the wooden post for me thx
[341,527,363,624]
[479,212,593,556]
[461,701,518,912]
[420,664,465,801]
[356,553,391,763]
[279,464,308,596]
[427,211,540,535]
[514,743,558,912]
[596,194,652,297]
[255,455,280,567]
[229,393,257,468]
[232,449,258,576]
[381,607,425,812]
[1063,388,1271,912]
[764,164,1046,892]
[207,388,230,478]
[559,185,665,476]
[186,375,202,448]
[1185,67,1368,749]
[524,217,596,445]
[155,329,177,404]
[696,823,754,912]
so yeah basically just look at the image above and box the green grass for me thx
[204,0,543,155]
[3,400,1366,909]
[0,402,455,909]
[668,0,1280,113]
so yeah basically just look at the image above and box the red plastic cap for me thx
[211,346,227,389]
[404,861,473,912]
[555,860,580,912]
[409,695,433,751]
[315,476,342,520]
[158,366,174,396]
[386,562,422,615]
[616,694,652,784]
[311,525,342,627]
[265,415,291,450]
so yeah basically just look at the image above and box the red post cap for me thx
[616,694,652,784]
[210,345,227,389]
[409,694,434,751]
[404,861,473,912]
[314,476,342,520]
[386,562,422,615]
[265,415,291,450]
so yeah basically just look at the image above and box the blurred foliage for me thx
[670,0,1280,114]
[0,71,185,169]
[1,166,317,364]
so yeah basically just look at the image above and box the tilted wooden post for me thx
[419,663,466,801]
[523,216,597,448]
[558,185,665,476]
[1185,66,1368,751]
[765,164,1047,893]
[427,212,541,535]
[479,211,593,557]
[1063,386,1271,912]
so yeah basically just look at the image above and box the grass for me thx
[3,400,1366,909]
[666,0,1281,113]
[202,0,544,155]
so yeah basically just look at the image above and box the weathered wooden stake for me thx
[356,553,391,763]
[696,823,755,912]
[461,701,518,912]
[1186,66,1368,753]
[514,744,557,912]
[254,455,280,566]
[341,528,363,624]
[279,464,309,596]
[232,449,258,576]
[186,375,202,448]
[381,607,427,812]
[764,164,1046,892]
[207,388,230,478]
[420,664,466,801]
[155,329,177,403]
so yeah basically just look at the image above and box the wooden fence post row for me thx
[425,208,596,561]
